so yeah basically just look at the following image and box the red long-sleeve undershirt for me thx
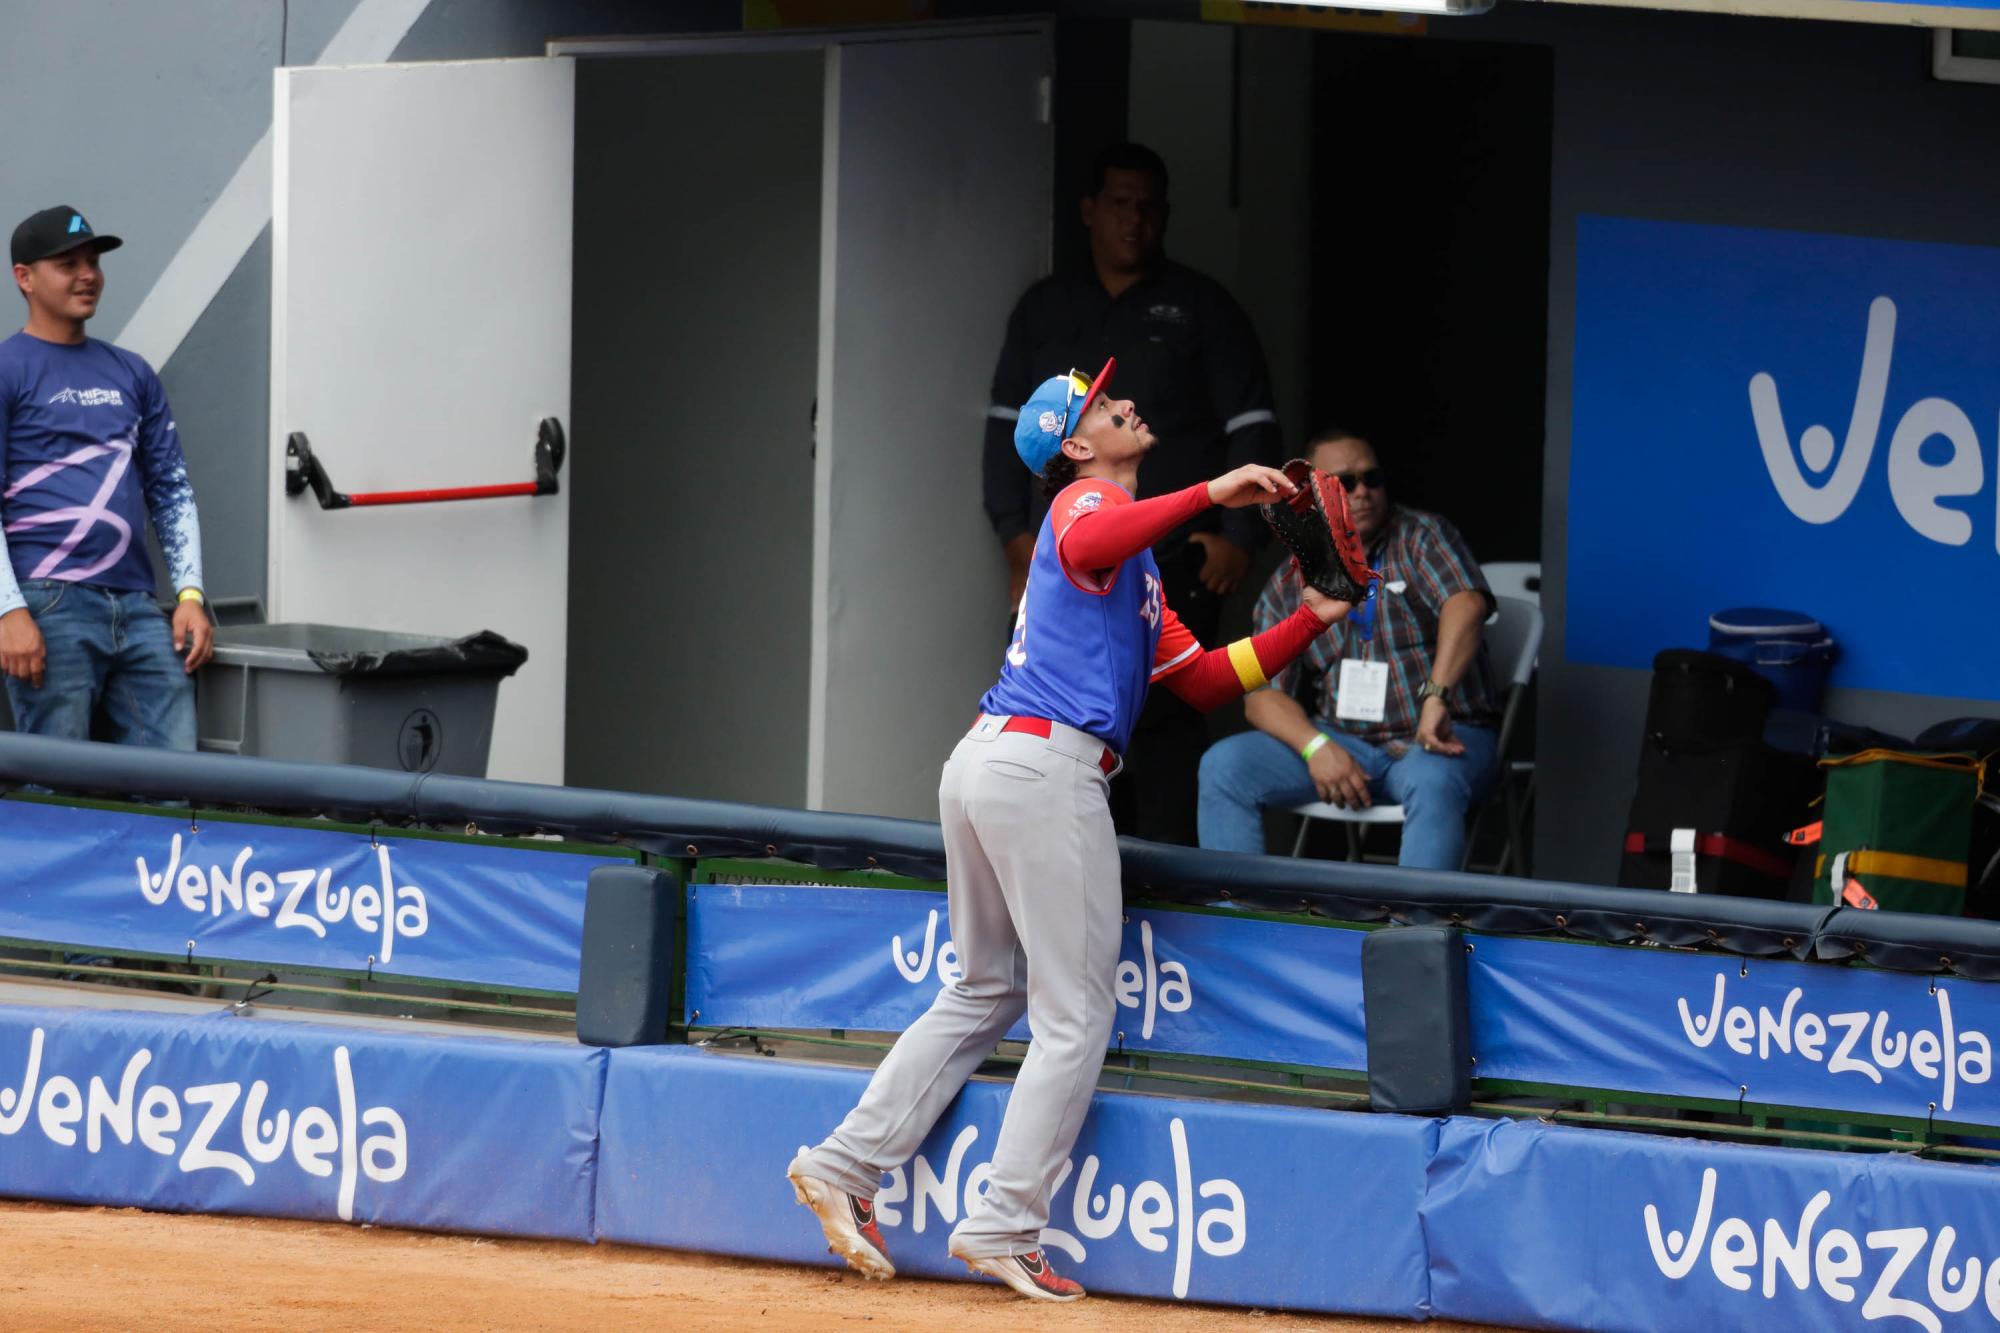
[1058,481,1329,714]
[1158,603,1329,712]
[1059,482,1213,573]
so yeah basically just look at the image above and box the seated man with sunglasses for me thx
[1196,427,1502,870]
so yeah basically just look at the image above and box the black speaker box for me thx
[1362,925,1471,1115]
[576,864,678,1048]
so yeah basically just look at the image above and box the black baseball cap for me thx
[11,206,123,266]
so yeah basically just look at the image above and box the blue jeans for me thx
[1198,722,1500,870]
[3,580,196,751]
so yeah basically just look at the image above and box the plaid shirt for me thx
[1254,505,1499,746]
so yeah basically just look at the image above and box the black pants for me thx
[1108,541,1220,846]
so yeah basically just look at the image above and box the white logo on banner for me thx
[1646,1166,2000,1330]
[0,1028,408,1221]
[1675,972,1995,1113]
[892,912,1191,1039]
[134,834,431,963]
[1751,295,1994,549]
[807,1115,1244,1299]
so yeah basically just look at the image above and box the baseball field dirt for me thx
[0,1199,1508,1331]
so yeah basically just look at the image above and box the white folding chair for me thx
[1472,565,1540,871]
[1287,799,1406,862]
[1288,596,1544,872]
[1480,560,1541,607]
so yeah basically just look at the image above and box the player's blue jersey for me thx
[979,480,1195,755]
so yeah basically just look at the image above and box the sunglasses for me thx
[1331,468,1385,493]
[1059,367,1093,437]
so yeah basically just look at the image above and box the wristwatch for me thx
[1417,679,1451,705]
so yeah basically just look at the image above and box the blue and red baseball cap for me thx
[1014,356,1117,474]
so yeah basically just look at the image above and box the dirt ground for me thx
[0,1199,1506,1332]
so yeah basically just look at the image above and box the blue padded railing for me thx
[1,731,1995,980]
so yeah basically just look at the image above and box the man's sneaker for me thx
[956,1248,1086,1303]
[786,1155,895,1280]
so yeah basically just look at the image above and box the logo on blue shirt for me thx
[45,387,124,408]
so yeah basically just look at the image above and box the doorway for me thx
[557,25,1053,815]
[1307,33,1554,564]
[565,51,823,807]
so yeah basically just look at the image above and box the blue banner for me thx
[0,798,632,991]
[1567,217,2000,700]
[1425,1116,2000,1333]
[684,883,1366,1070]
[18,987,2000,1328]
[1470,934,2000,1126]
[0,1002,602,1238]
[595,1044,1433,1314]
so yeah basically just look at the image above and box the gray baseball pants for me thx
[795,717,1123,1258]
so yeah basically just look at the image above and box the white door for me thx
[811,28,1052,818]
[270,58,573,783]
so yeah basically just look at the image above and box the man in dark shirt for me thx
[982,144,1282,844]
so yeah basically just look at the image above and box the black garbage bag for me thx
[305,629,528,679]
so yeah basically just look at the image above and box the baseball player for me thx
[787,358,1350,1302]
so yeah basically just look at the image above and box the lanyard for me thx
[1349,577,1382,649]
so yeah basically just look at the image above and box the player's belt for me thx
[973,714,1119,776]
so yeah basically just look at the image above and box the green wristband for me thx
[1300,733,1331,762]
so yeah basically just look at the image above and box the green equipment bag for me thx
[1813,749,1981,915]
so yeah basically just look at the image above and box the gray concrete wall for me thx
[2,0,351,607]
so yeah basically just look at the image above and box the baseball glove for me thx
[1262,459,1378,603]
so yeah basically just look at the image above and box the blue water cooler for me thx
[1706,608,1837,714]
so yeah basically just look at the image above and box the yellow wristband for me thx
[1300,733,1331,762]
[177,588,205,605]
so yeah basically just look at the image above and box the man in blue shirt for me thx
[0,206,211,749]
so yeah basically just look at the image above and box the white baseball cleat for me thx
[786,1154,895,1281]
[953,1247,1086,1302]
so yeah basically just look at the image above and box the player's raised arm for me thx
[1059,464,1299,582]
[1205,463,1295,509]
[1150,577,1349,713]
